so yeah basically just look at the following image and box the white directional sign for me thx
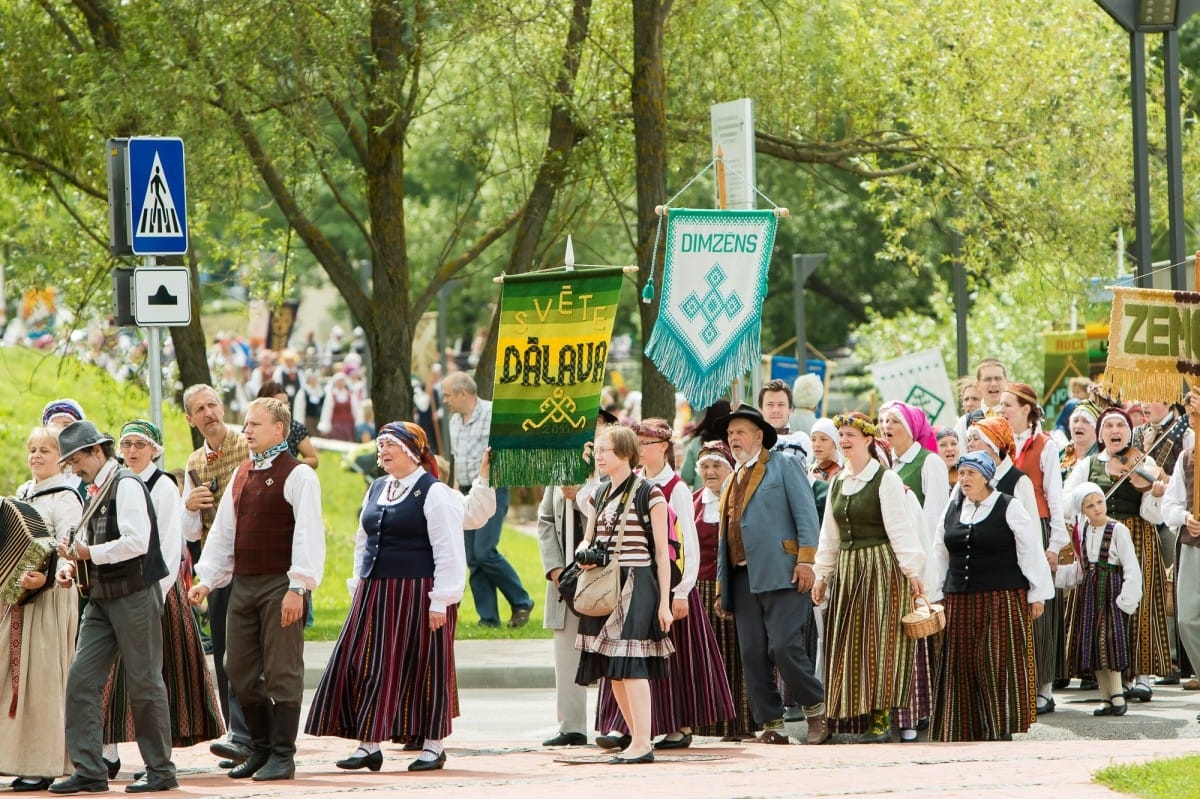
[127,137,188,255]
[133,266,191,327]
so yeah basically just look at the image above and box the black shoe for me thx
[1052,678,1071,690]
[336,749,383,771]
[652,733,692,750]
[782,704,806,722]
[124,776,178,793]
[251,755,295,782]
[1094,701,1116,717]
[228,751,269,779]
[407,751,446,772]
[402,739,424,752]
[13,778,54,792]
[217,760,237,770]
[1111,702,1129,716]
[1126,683,1153,702]
[595,734,631,750]
[132,772,144,782]
[1156,670,1181,686]
[49,775,108,795]
[915,717,930,732]
[209,740,251,764]
[1080,678,1098,691]
[1036,696,1056,714]
[542,732,587,747]
[608,751,654,764]
[103,759,120,780]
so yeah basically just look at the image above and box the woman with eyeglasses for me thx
[101,421,224,777]
[591,420,732,753]
[0,427,83,790]
[575,425,674,764]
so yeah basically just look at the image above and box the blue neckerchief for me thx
[252,440,289,468]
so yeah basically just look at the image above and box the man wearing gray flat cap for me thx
[51,421,176,795]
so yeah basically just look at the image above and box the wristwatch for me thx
[288,586,307,596]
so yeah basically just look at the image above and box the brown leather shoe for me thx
[1183,678,1200,690]
[751,729,790,745]
[805,714,831,745]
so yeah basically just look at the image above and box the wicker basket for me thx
[901,596,945,640]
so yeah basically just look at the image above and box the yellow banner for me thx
[1105,286,1197,402]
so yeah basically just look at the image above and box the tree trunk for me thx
[172,257,215,450]
[631,0,674,422]
[474,0,593,397]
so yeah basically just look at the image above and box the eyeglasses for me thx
[637,440,664,448]
[119,440,150,451]
[593,446,614,454]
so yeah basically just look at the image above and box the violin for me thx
[1106,446,1161,494]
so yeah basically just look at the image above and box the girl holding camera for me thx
[574,425,674,764]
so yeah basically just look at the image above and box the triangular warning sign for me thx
[136,152,183,238]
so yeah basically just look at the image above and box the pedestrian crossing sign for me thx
[127,137,188,255]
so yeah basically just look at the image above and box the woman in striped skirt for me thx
[1000,384,1069,715]
[1064,406,1170,702]
[929,452,1054,741]
[305,422,466,773]
[812,412,926,744]
[1061,482,1142,716]
[102,420,224,775]
[594,420,732,749]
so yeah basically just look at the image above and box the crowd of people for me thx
[3,350,1198,789]
[536,360,1199,756]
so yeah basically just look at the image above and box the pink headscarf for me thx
[880,401,938,454]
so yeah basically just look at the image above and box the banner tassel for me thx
[646,327,758,411]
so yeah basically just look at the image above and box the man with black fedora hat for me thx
[714,404,828,746]
[52,420,176,794]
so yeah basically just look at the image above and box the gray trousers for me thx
[65,585,174,782]
[552,612,587,734]
[226,574,305,708]
[729,568,824,726]
[208,583,250,743]
[1177,545,1200,671]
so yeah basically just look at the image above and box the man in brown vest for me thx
[714,405,827,746]
[189,398,325,781]
[52,421,175,794]
[181,383,252,767]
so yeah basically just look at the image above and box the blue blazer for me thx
[716,449,820,611]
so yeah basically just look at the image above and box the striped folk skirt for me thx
[576,566,674,685]
[1121,515,1172,677]
[1066,563,1130,674]
[1032,519,1067,684]
[594,584,735,736]
[694,578,755,739]
[103,575,225,746]
[823,544,916,733]
[931,589,1036,742]
[305,576,459,744]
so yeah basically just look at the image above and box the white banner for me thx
[870,349,957,428]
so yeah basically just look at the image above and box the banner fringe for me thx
[491,447,591,488]
[646,327,759,410]
[1103,368,1186,404]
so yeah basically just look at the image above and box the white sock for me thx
[355,741,380,755]
[418,739,444,760]
[1039,682,1054,698]
[102,744,119,761]
[900,728,918,741]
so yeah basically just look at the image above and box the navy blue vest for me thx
[942,491,1028,594]
[360,472,436,579]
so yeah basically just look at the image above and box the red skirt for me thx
[305,576,458,743]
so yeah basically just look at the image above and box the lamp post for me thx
[1095,0,1200,289]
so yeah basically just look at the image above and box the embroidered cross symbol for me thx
[679,264,743,345]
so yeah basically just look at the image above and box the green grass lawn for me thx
[0,346,550,642]
[1095,755,1200,798]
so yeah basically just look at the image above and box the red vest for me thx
[231,454,301,575]
[1014,431,1051,519]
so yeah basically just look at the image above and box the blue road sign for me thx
[127,137,188,255]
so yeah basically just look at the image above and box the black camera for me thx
[576,545,611,568]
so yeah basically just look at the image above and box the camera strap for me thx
[594,475,639,554]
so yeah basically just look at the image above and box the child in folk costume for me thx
[1059,483,1142,717]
